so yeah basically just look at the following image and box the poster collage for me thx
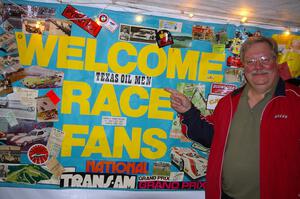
[0,0,299,191]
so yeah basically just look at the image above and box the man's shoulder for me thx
[284,81,300,97]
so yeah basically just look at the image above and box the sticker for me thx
[27,144,49,165]
[62,4,102,37]
[46,90,60,105]
[210,83,237,95]
[98,13,118,33]
[206,94,224,110]
[156,29,174,48]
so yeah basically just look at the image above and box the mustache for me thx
[249,69,273,76]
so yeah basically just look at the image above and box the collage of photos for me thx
[0,3,67,188]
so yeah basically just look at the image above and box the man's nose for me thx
[253,60,264,69]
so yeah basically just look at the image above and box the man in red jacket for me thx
[165,36,300,199]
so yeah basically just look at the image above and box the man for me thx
[165,36,300,199]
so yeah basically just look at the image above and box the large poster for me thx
[0,0,295,194]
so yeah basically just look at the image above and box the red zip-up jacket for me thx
[181,79,300,199]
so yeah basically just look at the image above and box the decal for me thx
[27,144,49,165]
[62,4,101,37]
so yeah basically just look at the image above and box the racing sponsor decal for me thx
[62,5,101,37]
[98,13,118,33]
[206,94,224,110]
[27,144,49,165]
[60,172,136,189]
[210,83,237,95]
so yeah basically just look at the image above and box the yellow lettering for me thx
[91,84,121,116]
[198,52,225,82]
[113,127,141,159]
[167,48,199,80]
[61,124,89,157]
[81,126,112,157]
[138,44,167,77]
[141,128,167,159]
[61,81,91,115]
[57,36,85,70]
[85,38,108,72]
[108,42,137,73]
[120,86,148,117]
[16,32,57,66]
[148,88,174,120]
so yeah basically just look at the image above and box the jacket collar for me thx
[231,78,285,97]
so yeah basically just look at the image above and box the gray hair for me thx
[240,36,278,63]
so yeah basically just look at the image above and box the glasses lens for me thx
[245,56,274,66]
[260,56,272,65]
[245,59,256,66]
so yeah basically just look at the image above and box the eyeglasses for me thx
[244,55,275,67]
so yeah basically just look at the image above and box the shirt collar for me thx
[231,78,285,97]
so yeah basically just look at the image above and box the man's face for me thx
[243,42,279,93]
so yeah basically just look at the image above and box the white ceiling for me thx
[28,0,300,31]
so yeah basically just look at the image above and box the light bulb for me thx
[135,15,143,23]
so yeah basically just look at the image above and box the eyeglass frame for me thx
[243,55,277,67]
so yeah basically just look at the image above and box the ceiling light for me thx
[283,28,291,36]
[240,16,248,23]
[189,13,194,18]
[135,15,143,22]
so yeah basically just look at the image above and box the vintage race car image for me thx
[9,127,51,147]
[170,146,207,179]
[131,29,156,40]
[0,98,35,112]
[22,74,63,89]
[0,145,21,164]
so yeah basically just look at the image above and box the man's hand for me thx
[164,88,192,113]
